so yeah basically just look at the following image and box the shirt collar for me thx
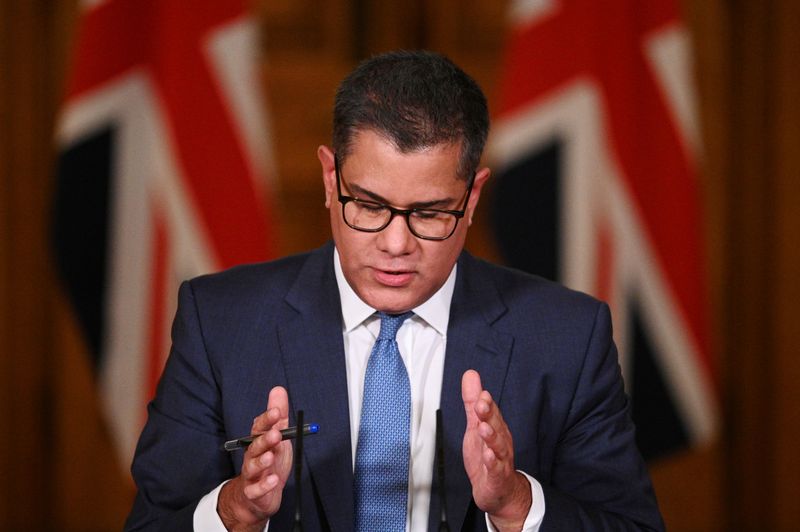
[333,247,456,337]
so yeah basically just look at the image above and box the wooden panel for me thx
[0,0,134,529]
[640,1,730,530]
[356,0,427,54]
[649,446,724,531]
[770,0,800,527]
[424,0,509,119]
[0,0,54,528]
[724,1,777,528]
[424,0,508,64]
[262,57,348,188]
[53,301,133,530]
[259,0,353,257]
[258,0,351,56]
[0,2,13,526]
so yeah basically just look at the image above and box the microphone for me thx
[436,409,450,531]
[293,409,304,532]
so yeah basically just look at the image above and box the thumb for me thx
[250,386,290,434]
[267,386,290,423]
[461,370,483,422]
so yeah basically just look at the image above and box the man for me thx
[125,51,664,531]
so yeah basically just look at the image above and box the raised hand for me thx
[218,386,293,530]
[461,370,531,531]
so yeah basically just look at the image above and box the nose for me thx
[376,213,416,256]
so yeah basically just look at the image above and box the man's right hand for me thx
[218,386,293,531]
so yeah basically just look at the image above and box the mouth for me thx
[373,268,415,287]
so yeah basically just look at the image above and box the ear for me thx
[466,166,491,225]
[317,145,336,208]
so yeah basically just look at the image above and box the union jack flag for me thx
[488,0,717,459]
[52,0,275,468]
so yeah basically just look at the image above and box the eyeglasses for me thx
[334,154,474,241]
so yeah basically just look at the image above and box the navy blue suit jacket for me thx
[125,242,663,531]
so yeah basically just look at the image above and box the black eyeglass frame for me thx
[334,154,475,241]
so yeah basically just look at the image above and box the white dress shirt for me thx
[193,249,544,530]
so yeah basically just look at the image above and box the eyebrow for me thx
[347,182,458,210]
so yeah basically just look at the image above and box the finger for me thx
[258,448,277,470]
[243,473,280,500]
[475,391,511,438]
[474,389,494,418]
[481,445,512,489]
[472,391,516,467]
[482,444,500,472]
[251,408,282,435]
[478,420,513,462]
[245,426,284,458]
[466,378,506,435]
[478,420,496,442]
[473,392,502,438]
[244,442,286,479]
[242,449,271,481]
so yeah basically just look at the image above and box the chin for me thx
[364,288,420,314]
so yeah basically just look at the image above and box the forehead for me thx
[342,130,464,190]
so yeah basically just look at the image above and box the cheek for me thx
[420,239,462,277]
[331,218,371,264]
[329,209,351,249]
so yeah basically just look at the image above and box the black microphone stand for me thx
[292,409,304,532]
[436,409,450,531]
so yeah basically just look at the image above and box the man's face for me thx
[318,129,490,313]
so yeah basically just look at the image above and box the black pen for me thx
[223,423,319,451]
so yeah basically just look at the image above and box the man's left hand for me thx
[461,369,532,531]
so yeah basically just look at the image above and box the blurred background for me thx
[1,0,798,530]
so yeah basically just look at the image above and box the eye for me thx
[413,210,446,220]
[357,200,386,213]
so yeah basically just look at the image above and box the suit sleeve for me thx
[124,281,234,531]
[540,303,665,531]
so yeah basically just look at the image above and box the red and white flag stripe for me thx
[489,0,717,452]
[55,0,274,467]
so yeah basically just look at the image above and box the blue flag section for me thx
[53,128,115,367]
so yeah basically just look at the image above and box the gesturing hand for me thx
[218,386,293,530]
[461,370,531,531]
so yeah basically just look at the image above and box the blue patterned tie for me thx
[354,311,414,532]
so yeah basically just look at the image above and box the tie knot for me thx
[377,311,413,341]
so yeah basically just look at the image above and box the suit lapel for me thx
[278,243,354,531]
[430,253,515,531]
